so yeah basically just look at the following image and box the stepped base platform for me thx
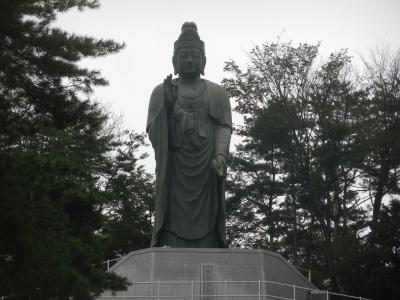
[98,247,317,300]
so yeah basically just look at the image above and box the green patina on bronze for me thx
[146,22,232,248]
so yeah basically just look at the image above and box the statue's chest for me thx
[173,87,211,143]
[175,85,207,111]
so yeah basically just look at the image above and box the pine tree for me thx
[100,131,154,259]
[360,47,400,240]
[223,42,368,292]
[0,1,138,299]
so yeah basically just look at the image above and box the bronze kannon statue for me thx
[146,22,232,248]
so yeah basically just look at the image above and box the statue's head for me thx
[173,22,206,78]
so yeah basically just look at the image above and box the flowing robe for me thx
[146,79,232,247]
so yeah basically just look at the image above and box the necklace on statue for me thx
[180,84,206,101]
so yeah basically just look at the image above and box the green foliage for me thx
[361,200,400,299]
[360,48,400,239]
[0,1,153,299]
[223,41,400,298]
[100,132,154,258]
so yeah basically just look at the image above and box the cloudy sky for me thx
[55,0,400,169]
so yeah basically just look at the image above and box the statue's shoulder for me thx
[204,79,227,95]
[150,83,164,100]
[204,79,231,125]
[204,79,229,104]
[147,83,165,130]
[150,79,179,101]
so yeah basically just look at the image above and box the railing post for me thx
[293,284,296,300]
[191,280,194,300]
[258,280,261,300]
[326,290,329,300]
[224,280,227,300]
[107,260,110,270]
[157,281,159,300]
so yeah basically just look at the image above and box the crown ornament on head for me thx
[174,22,205,56]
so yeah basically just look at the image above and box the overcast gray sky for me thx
[55,0,400,169]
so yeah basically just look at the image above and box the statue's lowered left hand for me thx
[212,154,225,177]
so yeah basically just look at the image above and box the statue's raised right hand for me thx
[163,74,177,111]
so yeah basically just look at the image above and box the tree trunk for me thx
[290,163,298,265]
[370,157,390,241]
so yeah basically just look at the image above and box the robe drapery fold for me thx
[146,79,231,248]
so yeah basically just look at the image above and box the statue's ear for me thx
[201,56,207,75]
[172,56,178,75]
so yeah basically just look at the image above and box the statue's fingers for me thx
[212,159,220,174]
[212,158,217,168]
[163,78,172,101]
[167,74,172,84]
[164,75,171,87]
[172,83,178,98]
[216,163,224,176]
[163,80,168,97]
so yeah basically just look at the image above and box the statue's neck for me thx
[178,76,202,86]
[177,76,205,97]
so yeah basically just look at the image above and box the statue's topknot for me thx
[174,22,205,56]
[181,22,197,33]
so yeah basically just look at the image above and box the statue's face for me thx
[174,47,205,78]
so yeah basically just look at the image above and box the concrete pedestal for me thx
[98,247,317,300]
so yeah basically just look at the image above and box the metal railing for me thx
[97,279,372,300]
[102,257,122,270]
[101,259,313,283]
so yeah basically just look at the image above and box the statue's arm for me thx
[163,76,178,148]
[213,87,232,176]
[215,125,231,159]
[146,80,177,150]
[146,84,164,147]
[215,87,232,158]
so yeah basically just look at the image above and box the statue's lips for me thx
[182,66,198,74]
[183,64,195,69]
